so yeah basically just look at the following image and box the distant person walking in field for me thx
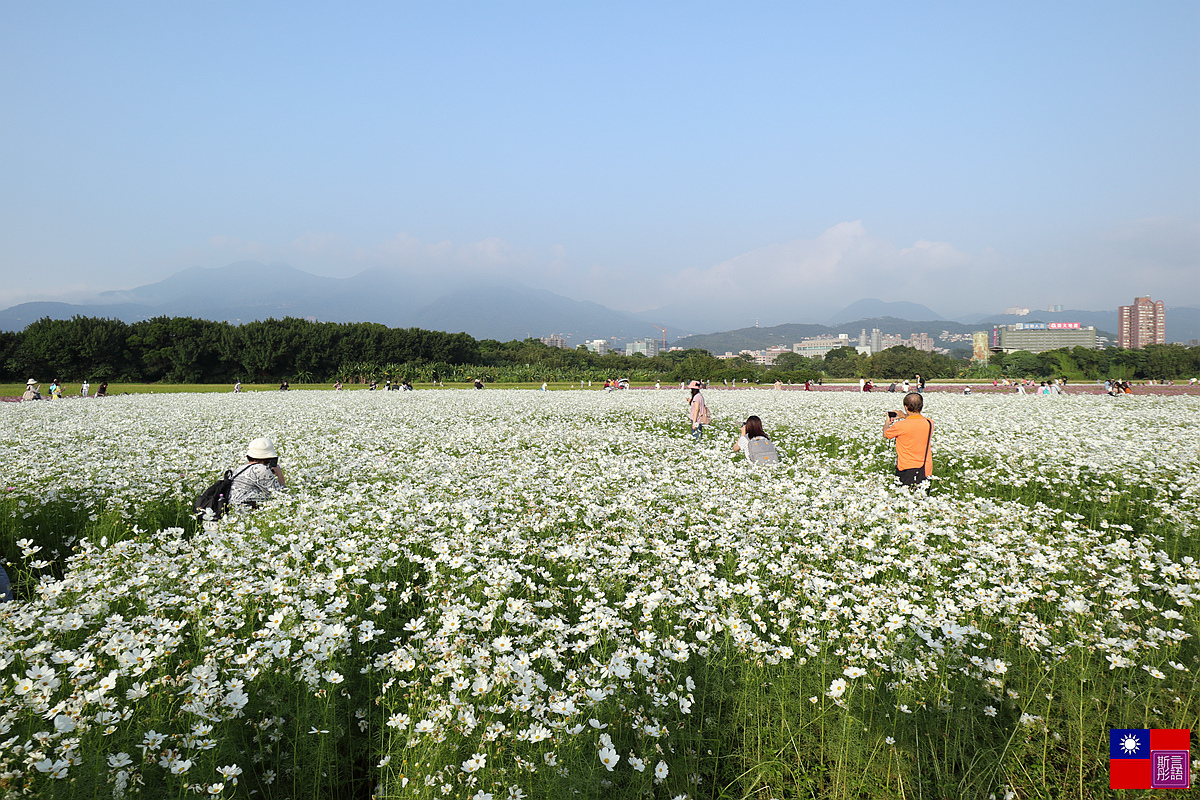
[234,381,242,393]
[230,437,287,509]
[22,379,41,401]
[884,393,933,486]
[96,382,108,397]
[733,415,779,463]
[81,380,89,397]
[687,380,710,441]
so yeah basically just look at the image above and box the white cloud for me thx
[0,283,112,309]
[598,222,992,324]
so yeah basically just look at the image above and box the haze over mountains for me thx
[1,262,1197,347]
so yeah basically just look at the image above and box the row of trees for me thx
[0,316,480,384]
[2,315,1196,384]
[962,344,1200,382]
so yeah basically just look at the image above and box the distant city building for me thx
[857,328,884,355]
[995,322,1096,354]
[1118,296,1165,349]
[1047,304,1063,313]
[584,339,609,355]
[792,334,851,358]
[760,346,792,365]
[540,333,568,349]
[907,332,936,352]
[625,338,660,357]
[852,328,935,356]
[879,332,936,353]
[1006,307,1030,316]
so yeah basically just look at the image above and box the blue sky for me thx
[2,2,1197,324]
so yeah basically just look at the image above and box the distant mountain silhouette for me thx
[827,298,943,326]
[411,285,683,343]
[4,262,1195,344]
[0,301,160,331]
[969,309,1117,332]
[0,262,689,342]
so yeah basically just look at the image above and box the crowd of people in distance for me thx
[20,378,107,401]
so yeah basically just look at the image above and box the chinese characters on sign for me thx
[1110,729,1191,790]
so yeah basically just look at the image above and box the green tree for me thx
[1001,350,1043,378]
[824,346,863,378]
[1141,344,1196,380]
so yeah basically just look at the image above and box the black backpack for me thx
[194,465,251,521]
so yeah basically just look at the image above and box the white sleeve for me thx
[737,435,749,454]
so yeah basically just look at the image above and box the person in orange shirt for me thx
[883,392,933,486]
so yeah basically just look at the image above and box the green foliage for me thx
[6,315,1199,386]
[863,346,958,380]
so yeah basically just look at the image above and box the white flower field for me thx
[2,389,1197,799]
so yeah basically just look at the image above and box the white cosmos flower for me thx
[3,389,1196,798]
[598,745,619,771]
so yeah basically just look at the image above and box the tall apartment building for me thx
[1118,296,1165,349]
[584,339,609,356]
[540,334,568,349]
[625,338,660,357]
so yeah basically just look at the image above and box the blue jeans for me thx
[692,424,704,441]
[0,564,12,602]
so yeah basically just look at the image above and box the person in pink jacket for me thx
[688,380,710,441]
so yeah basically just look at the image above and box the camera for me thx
[887,411,897,418]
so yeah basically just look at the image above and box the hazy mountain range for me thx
[1,262,1196,348]
[0,262,688,346]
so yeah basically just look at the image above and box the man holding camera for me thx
[229,436,287,508]
[883,393,933,486]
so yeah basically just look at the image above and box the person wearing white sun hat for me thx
[229,436,287,508]
[22,379,41,401]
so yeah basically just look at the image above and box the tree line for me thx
[1,315,1196,385]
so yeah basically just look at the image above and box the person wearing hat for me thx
[687,380,710,441]
[22,379,41,401]
[229,437,287,508]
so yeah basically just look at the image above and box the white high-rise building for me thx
[625,338,660,357]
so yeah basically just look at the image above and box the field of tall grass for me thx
[1,389,1196,799]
